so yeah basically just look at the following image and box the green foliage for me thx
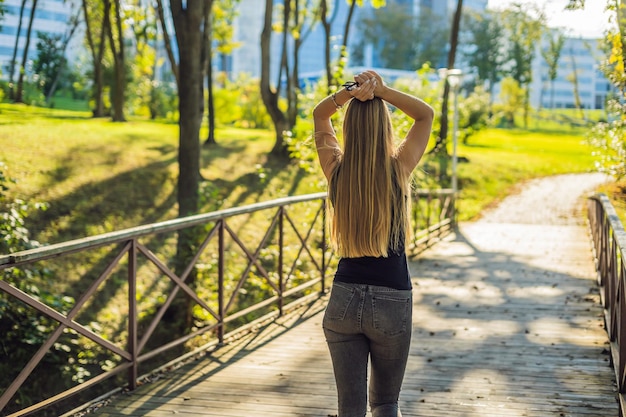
[493,77,525,127]
[33,32,67,97]
[458,85,490,144]
[13,80,47,107]
[212,0,241,55]
[462,10,505,90]
[0,162,47,253]
[0,163,112,413]
[589,98,626,179]
[501,4,545,86]
[214,74,272,128]
[0,0,5,28]
[586,10,626,180]
[357,4,448,69]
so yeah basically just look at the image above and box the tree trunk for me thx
[156,0,179,86]
[108,0,126,122]
[171,1,205,217]
[620,0,626,74]
[82,0,108,117]
[320,0,332,93]
[433,0,463,155]
[341,0,357,59]
[169,0,207,332]
[261,0,289,158]
[203,1,217,146]
[287,0,300,129]
[15,0,39,103]
[569,50,584,119]
[8,0,27,101]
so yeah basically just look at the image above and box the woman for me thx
[313,70,434,417]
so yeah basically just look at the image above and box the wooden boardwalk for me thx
[86,175,618,417]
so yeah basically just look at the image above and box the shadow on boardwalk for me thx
[86,174,618,417]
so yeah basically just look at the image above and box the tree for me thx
[82,0,110,117]
[432,0,463,157]
[7,0,27,100]
[155,0,178,86]
[413,8,449,68]
[170,0,208,214]
[359,3,418,70]
[42,2,82,103]
[15,0,39,103]
[579,0,626,179]
[127,0,162,119]
[566,44,584,118]
[541,30,565,109]
[319,0,334,92]
[501,3,545,128]
[107,0,126,121]
[204,0,241,146]
[260,0,298,157]
[169,0,210,329]
[463,10,505,111]
[202,2,214,144]
[314,0,387,94]
[498,77,525,126]
[33,33,66,98]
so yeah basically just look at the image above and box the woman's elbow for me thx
[415,108,434,125]
[423,105,435,121]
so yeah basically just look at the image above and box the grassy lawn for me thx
[455,126,598,220]
[0,102,619,244]
[0,103,322,246]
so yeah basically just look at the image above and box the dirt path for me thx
[475,172,610,226]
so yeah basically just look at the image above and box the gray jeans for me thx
[322,282,413,417]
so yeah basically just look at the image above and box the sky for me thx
[486,0,613,39]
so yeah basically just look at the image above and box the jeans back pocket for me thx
[323,283,356,322]
[371,293,411,336]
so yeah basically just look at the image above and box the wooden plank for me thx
[83,219,618,417]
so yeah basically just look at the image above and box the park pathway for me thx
[82,173,618,417]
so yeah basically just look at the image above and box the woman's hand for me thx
[349,73,377,102]
[352,71,386,100]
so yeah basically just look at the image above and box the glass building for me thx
[0,0,80,79]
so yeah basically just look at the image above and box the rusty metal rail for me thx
[587,193,626,416]
[0,189,455,417]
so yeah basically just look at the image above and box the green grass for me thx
[48,96,91,112]
[455,127,598,220]
[0,102,617,243]
[0,103,319,245]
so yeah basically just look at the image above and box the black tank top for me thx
[334,250,412,290]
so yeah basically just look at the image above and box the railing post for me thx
[321,199,327,294]
[218,220,225,343]
[128,239,138,390]
[588,194,626,417]
[278,207,284,316]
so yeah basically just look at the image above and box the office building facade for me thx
[530,36,610,110]
[0,0,80,79]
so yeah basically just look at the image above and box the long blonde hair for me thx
[328,98,411,258]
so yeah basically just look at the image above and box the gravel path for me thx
[475,172,610,226]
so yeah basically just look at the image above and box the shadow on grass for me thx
[25,137,309,321]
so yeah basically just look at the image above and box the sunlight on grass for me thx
[0,103,612,241]
[456,128,597,220]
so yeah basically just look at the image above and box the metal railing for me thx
[587,193,626,416]
[0,189,455,417]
